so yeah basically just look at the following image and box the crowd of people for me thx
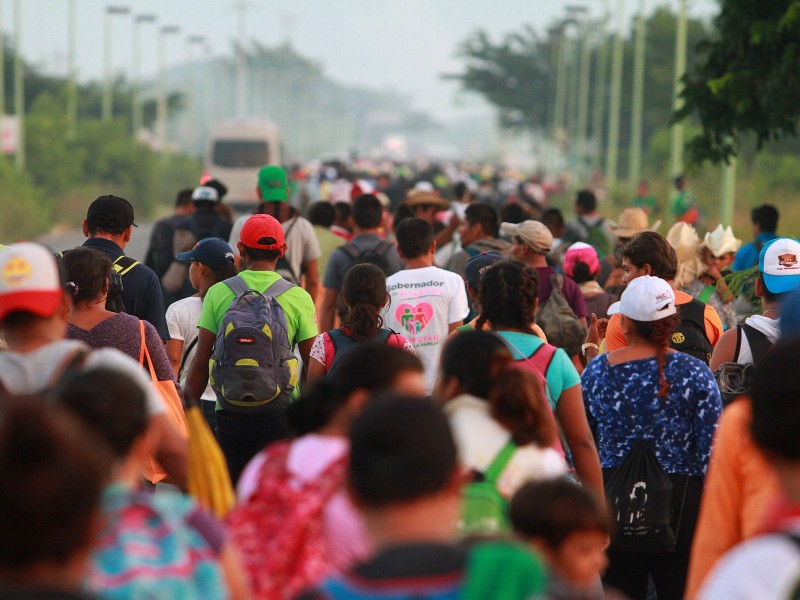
[0,160,798,600]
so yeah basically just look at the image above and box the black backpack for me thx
[341,240,394,276]
[326,328,394,378]
[671,299,713,364]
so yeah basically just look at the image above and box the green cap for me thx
[258,165,289,202]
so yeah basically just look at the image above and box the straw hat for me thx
[609,208,661,238]
[667,222,706,290]
[703,224,742,257]
[401,189,450,209]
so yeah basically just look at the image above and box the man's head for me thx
[191,185,220,208]
[501,220,553,264]
[453,181,470,203]
[756,237,800,303]
[402,191,450,225]
[465,250,504,297]
[575,189,597,215]
[394,217,434,260]
[237,214,287,265]
[351,194,383,231]
[174,188,194,212]
[541,208,565,239]
[458,203,499,246]
[84,195,136,237]
[348,396,459,512]
[619,231,677,285]
[307,201,336,228]
[751,204,779,235]
[256,165,289,203]
[0,243,67,331]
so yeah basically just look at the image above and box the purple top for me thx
[67,312,176,385]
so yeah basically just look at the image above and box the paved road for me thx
[36,221,155,263]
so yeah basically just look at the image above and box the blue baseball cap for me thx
[759,237,800,294]
[176,237,235,269]
[465,251,505,290]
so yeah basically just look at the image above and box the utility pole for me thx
[66,0,77,138]
[604,0,624,191]
[669,0,688,179]
[13,0,23,170]
[235,2,249,117]
[628,0,647,187]
[157,25,180,153]
[0,0,5,118]
[132,14,157,136]
[576,13,592,175]
[103,6,129,122]
[590,1,610,171]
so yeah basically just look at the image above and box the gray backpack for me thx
[534,274,585,358]
[210,276,299,413]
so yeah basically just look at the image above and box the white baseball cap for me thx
[607,276,677,322]
[0,242,64,321]
[191,185,219,203]
[759,237,800,294]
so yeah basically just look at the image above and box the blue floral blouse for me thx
[582,352,722,477]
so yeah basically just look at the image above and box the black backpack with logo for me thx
[671,299,713,364]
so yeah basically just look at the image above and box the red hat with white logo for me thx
[0,243,64,321]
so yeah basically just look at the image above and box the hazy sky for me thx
[6,0,719,122]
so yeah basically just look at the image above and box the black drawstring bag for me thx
[604,439,677,554]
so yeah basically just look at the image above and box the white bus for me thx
[204,119,282,213]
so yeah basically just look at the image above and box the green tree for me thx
[676,0,800,165]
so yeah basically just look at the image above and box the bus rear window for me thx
[212,141,270,167]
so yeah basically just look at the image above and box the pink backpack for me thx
[226,441,347,600]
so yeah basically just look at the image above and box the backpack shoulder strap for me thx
[550,273,564,291]
[733,324,744,363]
[341,242,361,260]
[528,342,557,377]
[177,337,199,379]
[263,277,295,299]
[48,347,90,390]
[328,328,348,353]
[465,246,481,258]
[223,274,250,298]
[112,255,140,276]
[375,328,393,343]
[374,239,394,255]
[484,440,517,484]
[741,323,773,365]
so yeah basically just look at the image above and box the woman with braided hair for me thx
[475,259,603,503]
[581,276,722,600]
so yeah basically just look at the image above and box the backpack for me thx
[275,217,302,285]
[209,276,299,413]
[578,216,610,257]
[341,239,394,276]
[326,328,394,378]
[56,250,137,313]
[90,488,227,600]
[226,441,347,600]
[534,274,585,358]
[459,440,517,537]
[671,299,713,364]
[161,228,197,293]
[714,323,774,406]
[604,439,677,554]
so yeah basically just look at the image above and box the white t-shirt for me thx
[230,214,321,281]
[166,296,215,402]
[0,339,165,415]
[383,266,469,394]
[443,394,567,498]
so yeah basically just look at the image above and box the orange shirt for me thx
[683,397,782,600]
[605,290,723,351]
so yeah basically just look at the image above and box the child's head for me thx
[510,479,610,589]
[340,263,388,341]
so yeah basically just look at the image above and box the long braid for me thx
[631,313,679,399]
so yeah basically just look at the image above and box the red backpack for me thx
[226,441,347,600]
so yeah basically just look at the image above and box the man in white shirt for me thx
[383,218,469,395]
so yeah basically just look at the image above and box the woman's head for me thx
[176,237,237,292]
[438,331,556,448]
[476,260,539,332]
[564,242,600,284]
[61,248,112,304]
[287,344,425,435]
[340,263,387,340]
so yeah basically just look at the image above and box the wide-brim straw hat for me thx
[401,190,450,209]
[609,207,661,238]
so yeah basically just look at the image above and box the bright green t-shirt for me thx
[198,270,318,346]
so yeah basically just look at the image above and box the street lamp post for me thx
[132,14,157,136]
[13,0,23,170]
[669,0,688,180]
[604,0,625,192]
[628,0,647,187]
[157,25,180,153]
[103,5,130,123]
[590,1,610,172]
[66,0,77,138]
[186,35,206,154]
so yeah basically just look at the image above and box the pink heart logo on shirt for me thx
[396,302,433,334]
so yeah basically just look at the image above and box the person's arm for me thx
[151,412,188,491]
[298,337,315,387]
[302,258,320,303]
[581,313,608,365]
[218,542,252,600]
[187,328,215,402]
[307,334,327,385]
[556,384,604,503]
[447,320,464,333]
[319,288,338,333]
[307,357,327,385]
[709,327,737,372]
[704,304,725,348]
[165,339,183,379]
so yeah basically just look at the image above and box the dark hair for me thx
[86,221,127,236]
[333,201,351,225]
[392,203,415,231]
[476,260,539,332]
[307,201,336,228]
[210,260,239,283]
[620,232,678,281]
[751,204,779,232]
[205,179,228,200]
[175,188,194,208]
[340,264,387,340]
[570,259,595,284]
[241,246,281,262]
[57,368,148,458]
[751,339,800,460]
[352,194,383,229]
[453,181,468,201]
[440,331,555,447]
[348,395,457,508]
[395,217,433,259]
[499,202,530,225]
[61,248,113,304]
[541,208,565,230]
[465,203,499,237]
[510,479,610,547]
[629,313,680,399]
[287,345,424,435]
[575,189,597,212]
[0,396,111,569]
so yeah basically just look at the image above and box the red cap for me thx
[239,214,285,255]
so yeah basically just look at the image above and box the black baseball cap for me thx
[86,195,137,230]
